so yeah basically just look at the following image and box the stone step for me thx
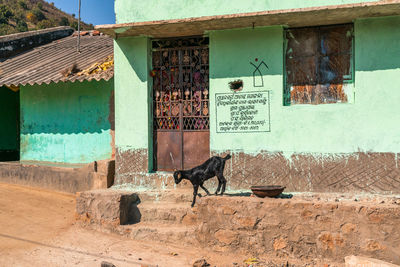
[136,189,197,204]
[136,202,198,225]
[118,222,199,246]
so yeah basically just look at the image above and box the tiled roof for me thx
[0,33,113,87]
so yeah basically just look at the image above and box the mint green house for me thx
[98,0,400,193]
[0,28,115,165]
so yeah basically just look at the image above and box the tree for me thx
[59,16,69,26]
[18,0,28,10]
[0,4,13,24]
[37,2,43,10]
[70,20,78,30]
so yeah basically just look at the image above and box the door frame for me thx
[151,36,210,171]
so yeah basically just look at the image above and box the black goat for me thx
[173,154,231,207]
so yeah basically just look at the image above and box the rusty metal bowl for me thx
[250,185,286,198]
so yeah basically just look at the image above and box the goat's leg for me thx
[191,184,199,207]
[215,179,222,195]
[218,175,227,195]
[200,183,210,195]
[221,178,227,195]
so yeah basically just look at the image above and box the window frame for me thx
[283,23,354,106]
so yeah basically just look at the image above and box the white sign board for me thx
[215,91,270,133]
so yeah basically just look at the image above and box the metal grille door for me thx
[152,37,210,171]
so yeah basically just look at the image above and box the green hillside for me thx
[0,0,92,36]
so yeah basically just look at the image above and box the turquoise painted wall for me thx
[114,37,152,157]
[0,86,18,151]
[20,80,114,163]
[115,0,377,23]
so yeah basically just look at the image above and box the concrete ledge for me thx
[0,26,73,59]
[0,159,115,194]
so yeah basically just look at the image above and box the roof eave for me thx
[95,0,400,38]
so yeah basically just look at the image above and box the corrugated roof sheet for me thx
[0,34,113,87]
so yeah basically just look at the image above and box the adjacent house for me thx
[97,0,400,194]
[0,27,115,193]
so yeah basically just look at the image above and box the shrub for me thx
[59,16,69,26]
[37,19,53,29]
[26,12,36,22]
[32,7,45,21]
[16,20,28,32]
[37,2,43,10]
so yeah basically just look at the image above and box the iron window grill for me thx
[152,37,210,131]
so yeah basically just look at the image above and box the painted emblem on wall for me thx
[250,58,269,87]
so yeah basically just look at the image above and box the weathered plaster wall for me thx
[0,86,18,152]
[115,0,377,23]
[114,37,152,183]
[20,79,114,163]
[113,16,400,193]
[206,18,400,193]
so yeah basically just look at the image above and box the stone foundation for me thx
[76,189,139,226]
[195,195,400,263]
[75,189,400,264]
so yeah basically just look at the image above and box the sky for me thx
[46,0,115,26]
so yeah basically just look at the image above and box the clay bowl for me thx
[250,185,285,198]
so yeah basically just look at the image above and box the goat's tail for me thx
[223,154,232,160]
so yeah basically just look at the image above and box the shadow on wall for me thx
[115,37,149,83]
[20,80,114,135]
[0,86,19,161]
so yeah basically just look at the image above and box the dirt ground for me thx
[0,182,294,267]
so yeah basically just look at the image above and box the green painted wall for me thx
[20,79,114,163]
[210,16,400,155]
[115,0,377,23]
[114,37,152,154]
[0,86,18,151]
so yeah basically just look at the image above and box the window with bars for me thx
[284,24,353,105]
